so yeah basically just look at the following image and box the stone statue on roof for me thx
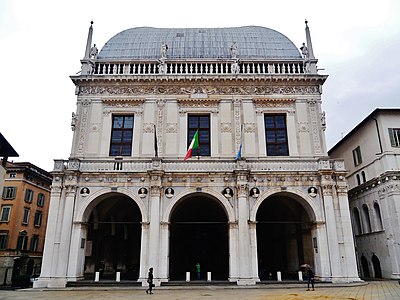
[300,42,309,59]
[230,42,238,59]
[160,43,168,59]
[90,44,98,59]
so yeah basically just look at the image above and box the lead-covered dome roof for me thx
[98,26,302,60]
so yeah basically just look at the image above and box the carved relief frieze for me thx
[244,123,256,133]
[156,100,165,156]
[78,85,320,96]
[178,98,220,108]
[298,121,309,133]
[233,98,242,151]
[309,99,322,155]
[102,99,144,107]
[77,105,88,154]
[221,123,232,133]
[90,123,101,132]
[143,123,154,133]
[253,98,296,109]
[166,123,178,133]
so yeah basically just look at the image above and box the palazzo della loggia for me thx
[34,21,361,288]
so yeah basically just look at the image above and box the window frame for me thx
[24,189,34,203]
[0,232,8,250]
[2,187,16,200]
[187,114,211,157]
[109,114,134,156]
[22,207,30,225]
[389,128,400,147]
[352,146,362,166]
[37,193,45,207]
[34,211,43,227]
[30,235,39,252]
[264,113,289,156]
[0,206,12,222]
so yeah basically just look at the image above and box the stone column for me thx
[67,222,88,280]
[139,222,150,284]
[236,173,256,285]
[335,178,361,282]
[159,221,170,283]
[380,183,400,279]
[228,221,239,282]
[147,173,162,285]
[312,222,331,281]
[33,180,63,288]
[321,175,342,282]
[248,221,259,281]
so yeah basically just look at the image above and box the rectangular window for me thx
[188,114,211,156]
[0,206,11,222]
[37,193,45,207]
[109,115,134,156]
[264,114,289,156]
[352,146,362,166]
[30,235,39,252]
[22,207,30,225]
[25,189,34,203]
[16,234,28,251]
[0,232,8,250]
[389,128,400,147]
[9,173,16,178]
[2,187,16,199]
[34,211,42,227]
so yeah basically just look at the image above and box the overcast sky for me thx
[1,0,399,171]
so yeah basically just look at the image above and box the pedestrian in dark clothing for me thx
[146,267,154,294]
[306,267,315,291]
[196,262,201,280]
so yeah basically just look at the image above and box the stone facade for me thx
[329,108,400,279]
[34,22,360,288]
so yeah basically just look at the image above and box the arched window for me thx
[356,174,361,185]
[362,204,372,233]
[373,202,383,231]
[361,171,366,183]
[353,208,362,235]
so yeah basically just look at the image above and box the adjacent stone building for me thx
[34,21,360,288]
[329,108,400,279]
[0,162,51,285]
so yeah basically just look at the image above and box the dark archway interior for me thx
[86,194,142,280]
[372,255,382,278]
[361,255,370,278]
[256,194,312,280]
[169,194,229,280]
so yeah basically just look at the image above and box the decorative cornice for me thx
[77,84,321,96]
[102,98,144,106]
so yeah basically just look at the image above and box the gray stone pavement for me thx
[0,280,400,300]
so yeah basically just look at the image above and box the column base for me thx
[236,278,258,285]
[391,273,400,279]
[33,277,67,288]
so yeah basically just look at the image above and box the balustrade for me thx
[91,61,306,76]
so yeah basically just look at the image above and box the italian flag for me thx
[184,130,199,160]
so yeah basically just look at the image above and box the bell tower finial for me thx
[304,19,315,59]
[84,21,94,59]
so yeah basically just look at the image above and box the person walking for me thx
[196,262,201,280]
[306,267,315,291]
[146,267,154,294]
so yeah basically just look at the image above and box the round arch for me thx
[249,187,320,223]
[162,187,235,223]
[75,187,148,223]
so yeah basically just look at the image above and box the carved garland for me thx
[79,85,320,96]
